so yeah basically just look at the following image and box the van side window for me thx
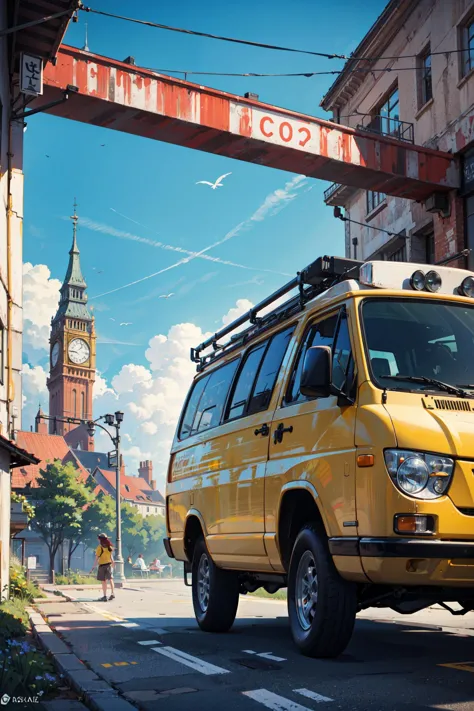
[286,314,338,404]
[332,310,354,393]
[179,375,210,439]
[191,359,239,433]
[227,344,267,420]
[248,326,294,414]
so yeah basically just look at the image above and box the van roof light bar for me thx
[190,255,362,370]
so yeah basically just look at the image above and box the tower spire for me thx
[70,197,79,254]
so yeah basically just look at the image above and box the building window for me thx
[387,244,407,262]
[367,190,386,214]
[81,391,85,419]
[462,16,474,77]
[418,46,432,106]
[377,86,400,138]
[72,389,77,417]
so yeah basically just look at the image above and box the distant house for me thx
[93,463,165,517]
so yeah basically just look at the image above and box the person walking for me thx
[91,533,115,601]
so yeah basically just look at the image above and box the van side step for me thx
[183,561,192,587]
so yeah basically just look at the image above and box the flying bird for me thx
[159,293,174,299]
[109,317,116,321]
[120,322,132,326]
[93,268,104,274]
[196,172,232,190]
[45,155,50,158]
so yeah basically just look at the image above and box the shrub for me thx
[9,563,43,602]
[55,571,97,585]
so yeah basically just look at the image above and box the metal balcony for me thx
[356,114,414,144]
[323,181,359,207]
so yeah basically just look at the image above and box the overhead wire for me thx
[80,4,466,64]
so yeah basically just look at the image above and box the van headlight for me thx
[384,450,454,499]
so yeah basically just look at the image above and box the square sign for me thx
[20,53,43,96]
[27,557,36,570]
[108,450,118,468]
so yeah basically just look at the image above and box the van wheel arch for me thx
[184,514,205,562]
[278,488,327,571]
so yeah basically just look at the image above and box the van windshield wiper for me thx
[380,375,472,398]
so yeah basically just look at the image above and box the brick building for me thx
[321,0,474,268]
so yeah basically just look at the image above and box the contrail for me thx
[90,174,307,300]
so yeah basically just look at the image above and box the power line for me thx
[142,65,423,79]
[80,4,465,64]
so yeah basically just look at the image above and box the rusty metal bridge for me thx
[36,45,458,202]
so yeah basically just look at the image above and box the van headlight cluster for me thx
[384,449,454,499]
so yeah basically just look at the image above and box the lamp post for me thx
[87,411,125,584]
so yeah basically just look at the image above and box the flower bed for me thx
[0,598,59,708]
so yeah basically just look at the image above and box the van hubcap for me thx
[197,553,210,612]
[295,550,318,631]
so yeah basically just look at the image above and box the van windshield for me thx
[362,298,474,393]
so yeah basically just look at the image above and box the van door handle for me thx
[254,423,269,437]
[273,422,293,444]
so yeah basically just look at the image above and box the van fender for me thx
[277,480,331,538]
[185,508,208,537]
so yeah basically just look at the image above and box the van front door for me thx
[265,307,358,571]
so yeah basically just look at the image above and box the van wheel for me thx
[192,536,239,632]
[288,524,356,658]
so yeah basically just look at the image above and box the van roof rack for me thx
[191,256,362,371]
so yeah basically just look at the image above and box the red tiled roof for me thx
[13,431,89,489]
[96,468,158,504]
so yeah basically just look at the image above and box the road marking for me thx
[112,622,140,628]
[294,689,333,703]
[101,663,113,668]
[242,689,313,711]
[439,661,474,673]
[243,650,287,662]
[114,662,129,666]
[138,640,161,646]
[151,646,230,675]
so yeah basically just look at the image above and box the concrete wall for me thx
[325,0,474,263]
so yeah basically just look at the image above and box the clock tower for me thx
[47,202,96,445]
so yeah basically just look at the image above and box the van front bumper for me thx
[330,537,474,586]
[329,537,474,558]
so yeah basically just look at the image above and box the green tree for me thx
[121,504,148,558]
[66,492,116,569]
[30,461,90,582]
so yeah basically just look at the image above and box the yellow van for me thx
[164,255,474,658]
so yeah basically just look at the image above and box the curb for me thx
[28,607,136,711]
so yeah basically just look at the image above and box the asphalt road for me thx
[39,580,474,711]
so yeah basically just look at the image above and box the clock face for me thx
[51,341,60,368]
[68,338,90,365]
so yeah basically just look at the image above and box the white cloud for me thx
[221,298,252,326]
[94,372,115,400]
[141,422,158,435]
[251,174,307,222]
[23,263,61,358]
[21,363,49,430]
[111,364,152,394]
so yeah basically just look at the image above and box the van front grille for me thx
[433,398,473,412]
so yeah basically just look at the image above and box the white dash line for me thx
[242,650,286,662]
[137,640,161,646]
[151,646,230,675]
[243,689,313,711]
[113,622,140,628]
[294,688,333,703]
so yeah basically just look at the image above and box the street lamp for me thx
[87,411,126,585]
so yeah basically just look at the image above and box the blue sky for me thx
[21,0,386,479]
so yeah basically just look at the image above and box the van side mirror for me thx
[300,346,332,398]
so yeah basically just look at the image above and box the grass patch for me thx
[249,588,287,601]
[55,571,98,585]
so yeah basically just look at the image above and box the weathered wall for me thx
[325,0,474,264]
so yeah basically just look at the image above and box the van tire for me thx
[288,524,356,658]
[192,536,239,633]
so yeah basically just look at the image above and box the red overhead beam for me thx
[40,45,459,201]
